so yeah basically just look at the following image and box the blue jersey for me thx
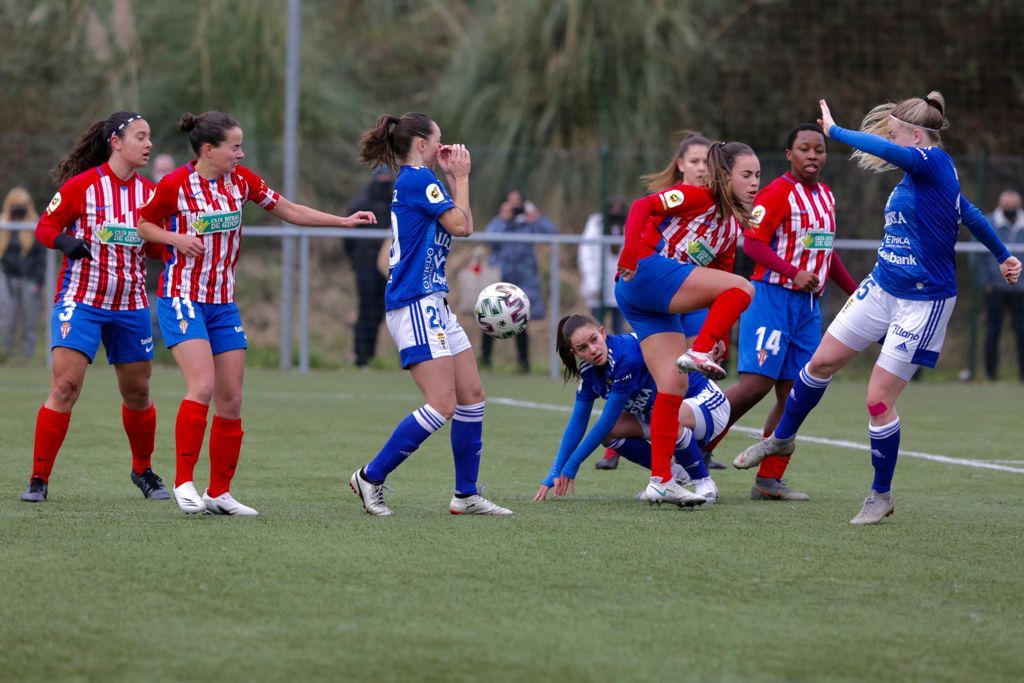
[831,126,1010,301]
[576,333,708,423]
[384,166,457,310]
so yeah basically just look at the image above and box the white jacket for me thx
[578,213,619,308]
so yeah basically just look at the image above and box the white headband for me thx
[889,114,939,133]
[110,114,144,140]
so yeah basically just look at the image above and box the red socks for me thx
[32,406,71,482]
[207,416,243,498]
[758,455,792,480]
[650,393,683,482]
[693,287,752,353]
[175,400,209,487]
[123,404,157,475]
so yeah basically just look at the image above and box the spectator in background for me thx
[580,197,626,334]
[347,167,394,367]
[482,189,557,373]
[150,153,176,183]
[980,189,1024,380]
[0,187,46,361]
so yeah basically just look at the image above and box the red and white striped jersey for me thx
[624,184,739,272]
[140,162,279,304]
[746,173,837,294]
[36,163,155,310]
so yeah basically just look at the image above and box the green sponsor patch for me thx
[191,210,242,234]
[684,238,716,267]
[95,223,143,247]
[800,231,834,250]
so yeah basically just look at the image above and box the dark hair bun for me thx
[177,113,197,133]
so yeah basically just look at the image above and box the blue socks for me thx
[775,365,832,440]
[364,405,447,483]
[675,429,710,480]
[606,437,652,468]
[451,401,485,496]
[869,417,900,493]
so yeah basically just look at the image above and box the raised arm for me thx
[819,99,918,172]
[437,144,473,237]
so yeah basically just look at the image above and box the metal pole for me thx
[280,0,301,370]
[45,248,55,369]
[966,150,987,379]
[597,144,610,323]
[548,239,560,380]
[299,232,310,371]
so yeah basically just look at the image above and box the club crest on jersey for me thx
[661,189,684,209]
[426,183,444,204]
[751,205,766,225]
[179,319,189,334]
[757,349,768,366]
[47,192,62,214]
[60,322,71,339]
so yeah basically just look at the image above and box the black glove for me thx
[53,233,93,261]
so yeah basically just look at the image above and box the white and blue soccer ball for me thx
[474,282,531,339]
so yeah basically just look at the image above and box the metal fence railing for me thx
[3,221,1022,379]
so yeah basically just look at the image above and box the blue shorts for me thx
[680,308,708,337]
[615,255,695,341]
[737,280,821,380]
[50,300,153,364]
[156,297,248,355]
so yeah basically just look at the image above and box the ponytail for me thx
[641,131,712,192]
[359,112,435,171]
[707,141,757,229]
[178,111,239,154]
[52,111,144,185]
[556,314,601,384]
[853,90,950,173]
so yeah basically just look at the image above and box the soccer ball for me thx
[474,282,531,339]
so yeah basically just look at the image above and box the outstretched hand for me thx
[553,475,575,497]
[533,484,552,502]
[1001,256,1022,285]
[818,99,836,137]
[343,210,377,227]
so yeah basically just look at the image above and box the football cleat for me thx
[733,435,796,469]
[675,349,727,380]
[751,477,809,501]
[704,451,728,470]
[449,494,513,515]
[691,477,718,505]
[173,481,207,514]
[131,468,170,500]
[671,462,691,486]
[349,468,394,516]
[202,490,259,516]
[595,449,620,470]
[850,490,895,525]
[643,477,706,508]
[20,477,48,503]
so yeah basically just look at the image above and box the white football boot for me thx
[173,481,207,515]
[849,490,895,525]
[733,435,796,469]
[202,490,259,516]
[675,349,727,380]
[691,477,718,505]
[349,468,394,516]
[448,494,514,515]
[643,477,706,507]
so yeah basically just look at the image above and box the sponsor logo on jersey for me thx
[878,249,918,266]
[884,211,908,227]
[47,192,62,214]
[179,319,189,334]
[751,205,766,225]
[426,183,444,204]
[436,332,447,349]
[883,233,911,247]
[685,238,716,267]
[661,189,684,209]
[234,326,245,333]
[96,222,144,247]
[799,231,834,250]
[192,210,242,234]
[60,322,71,339]
[757,349,768,366]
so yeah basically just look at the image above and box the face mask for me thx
[10,206,28,220]
[1004,210,1018,224]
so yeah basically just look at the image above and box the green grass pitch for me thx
[1,365,1022,682]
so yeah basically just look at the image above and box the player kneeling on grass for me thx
[534,315,729,506]
[348,112,512,516]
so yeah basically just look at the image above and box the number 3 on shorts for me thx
[755,326,781,356]
[57,301,76,322]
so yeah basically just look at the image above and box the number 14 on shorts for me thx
[755,326,781,366]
